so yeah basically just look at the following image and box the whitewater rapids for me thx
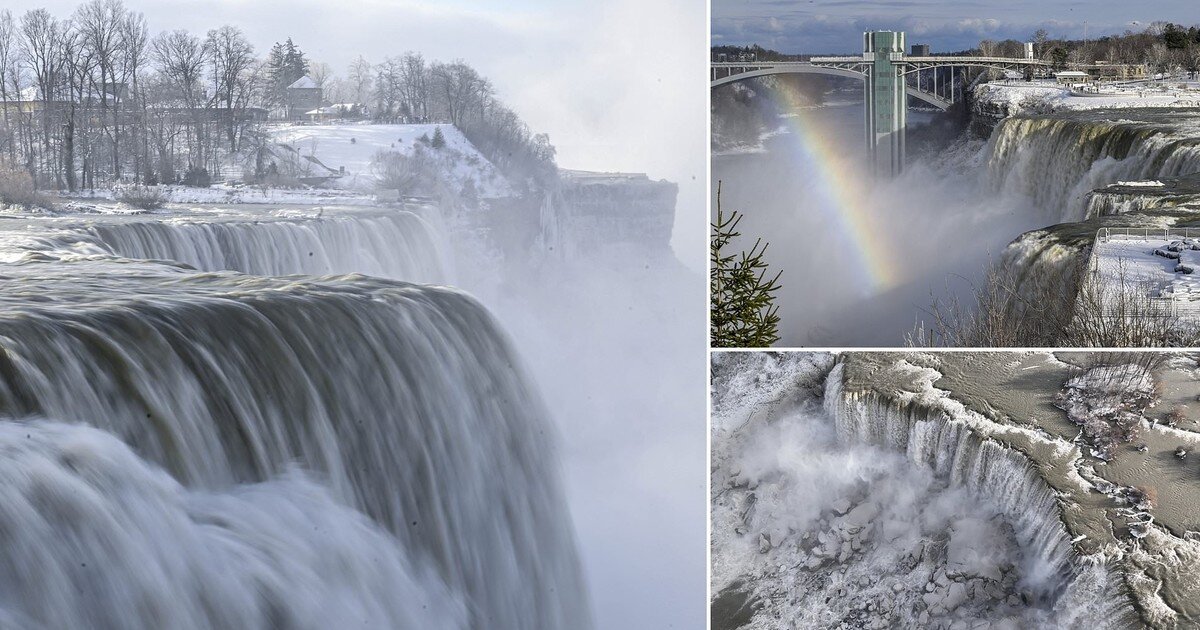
[0,205,589,629]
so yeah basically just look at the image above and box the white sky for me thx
[16,0,707,266]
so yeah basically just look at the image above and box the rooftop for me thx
[287,76,318,90]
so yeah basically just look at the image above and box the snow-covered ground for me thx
[976,80,1200,116]
[1090,234,1200,313]
[269,123,513,197]
[61,184,378,209]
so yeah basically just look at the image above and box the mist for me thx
[710,353,1114,629]
[458,242,706,630]
[712,79,1055,346]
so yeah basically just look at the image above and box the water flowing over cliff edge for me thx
[0,203,592,630]
[711,351,1200,629]
[977,103,1200,330]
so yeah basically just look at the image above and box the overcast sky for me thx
[713,0,1200,54]
[13,0,707,264]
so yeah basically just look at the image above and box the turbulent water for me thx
[711,353,1140,629]
[0,420,465,629]
[0,206,589,629]
[11,207,450,282]
[987,110,1200,222]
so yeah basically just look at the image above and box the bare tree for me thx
[151,29,207,171]
[74,0,126,178]
[61,25,94,190]
[430,60,492,128]
[1146,42,1170,79]
[119,9,148,181]
[1033,29,1049,59]
[397,51,427,121]
[204,25,254,150]
[347,55,372,104]
[373,56,402,120]
[0,10,17,164]
[19,9,68,187]
[307,60,331,90]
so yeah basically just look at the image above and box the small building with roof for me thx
[286,76,322,119]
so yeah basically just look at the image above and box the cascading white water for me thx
[822,362,1140,628]
[0,208,589,628]
[986,114,1200,223]
[77,209,449,282]
[0,420,466,630]
[1083,190,1193,218]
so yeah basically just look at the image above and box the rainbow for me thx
[767,91,904,294]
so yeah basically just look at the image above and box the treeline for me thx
[0,3,277,190]
[715,21,1200,74]
[710,45,801,62]
[974,22,1200,72]
[0,0,556,194]
[343,52,557,190]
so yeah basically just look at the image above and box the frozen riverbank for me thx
[712,351,1200,629]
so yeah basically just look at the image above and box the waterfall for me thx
[823,361,1141,628]
[0,208,588,628]
[986,116,1200,222]
[76,210,449,283]
[0,420,466,630]
[1083,189,1195,219]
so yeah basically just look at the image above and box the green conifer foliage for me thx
[710,182,782,347]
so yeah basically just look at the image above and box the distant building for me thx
[910,43,930,57]
[286,76,322,119]
[1024,42,1035,60]
[1054,71,1092,85]
[304,103,369,123]
[1087,64,1147,81]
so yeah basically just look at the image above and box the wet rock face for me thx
[710,580,760,630]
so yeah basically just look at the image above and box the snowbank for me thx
[975,81,1200,117]
[1091,235,1200,309]
[269,123,513,198]
[62,184,378,208]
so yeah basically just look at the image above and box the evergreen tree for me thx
[265,37,310,106]
[431,126,446,149]
[710,182,782,347]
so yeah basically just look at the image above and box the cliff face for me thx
[553,170,677,257]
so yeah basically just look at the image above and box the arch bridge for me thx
[711,32,1060,175]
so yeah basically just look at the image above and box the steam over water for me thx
[0,207,589,629]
